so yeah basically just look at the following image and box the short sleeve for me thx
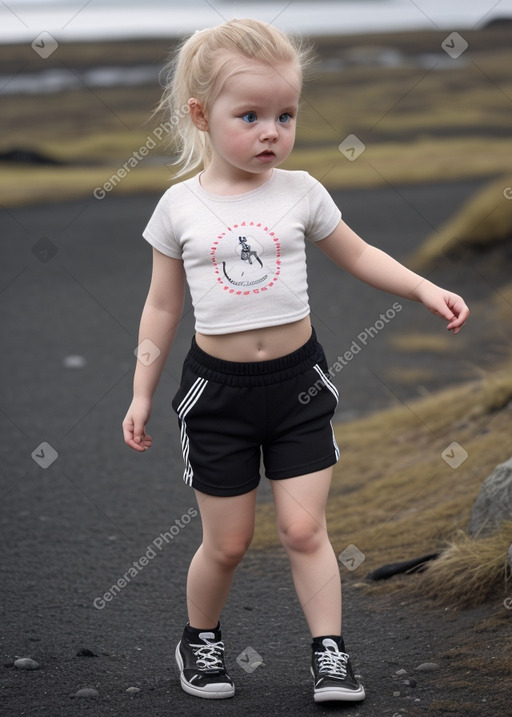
[142,189,182,259]
[304,173,342,242]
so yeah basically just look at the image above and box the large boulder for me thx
[468,457,512,537]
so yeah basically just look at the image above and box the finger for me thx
[132,419,147,444]
[447,301,469,332]
[122,419,149,452]
[140,434,153,449]
[126,435,151,452]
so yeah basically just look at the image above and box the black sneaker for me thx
[175,625,235,699]
[311,637,365,702]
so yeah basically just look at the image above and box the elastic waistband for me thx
[185,328,323,387]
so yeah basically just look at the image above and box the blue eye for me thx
[241,112,257,123]
[279,113,292,124]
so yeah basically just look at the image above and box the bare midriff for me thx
[195,316,312,362]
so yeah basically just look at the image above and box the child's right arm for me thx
[122,248,185,452]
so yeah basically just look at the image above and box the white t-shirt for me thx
[143,168,341,335]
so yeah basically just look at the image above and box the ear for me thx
[188,98,209,131]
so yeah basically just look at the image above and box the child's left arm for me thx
[317,219,469,334]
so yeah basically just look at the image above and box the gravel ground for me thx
[1,178,510,716]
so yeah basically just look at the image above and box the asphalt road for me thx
[1,177,508,716]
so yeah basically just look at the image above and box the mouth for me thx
[256,150,276,161]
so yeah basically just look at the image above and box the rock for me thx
[395,668,408,676]
[126,687,141,695]
[403,678,417,687]
[14,658,40,670]
[415,662,440,672]
[468,457,512,537]
[76,648,97,657]
[75,688,99,698]
[0,148,64,166]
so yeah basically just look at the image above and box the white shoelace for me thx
[190,640,225,671]
[315,648,349,678]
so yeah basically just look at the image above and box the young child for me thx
[122,18,469,704]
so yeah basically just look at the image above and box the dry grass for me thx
[0,164,173,207]
[253,364,512,609]
[283,139,512,190]
[414,522,512,608]
[409,173,512,269]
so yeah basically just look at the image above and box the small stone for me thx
[14,658,40,670]
[75,688,99,698]
[126,687,141,695]
[63,355,87,369]
[395,668,408,676]
[415,662,440,672]
[403,678,417,687]
[76,648,97,657]
[393,690,401,697]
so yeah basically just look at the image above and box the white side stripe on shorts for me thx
[312,364,340,461]
[177,377,208,486]
[312,364,339,402]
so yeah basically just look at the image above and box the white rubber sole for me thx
[311,667,366,702]
[175,642,235,699]
[313,685,366,703]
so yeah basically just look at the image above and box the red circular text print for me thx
[210,221,281,296]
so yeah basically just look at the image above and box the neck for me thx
[200,164,274,196]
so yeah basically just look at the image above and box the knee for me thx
[277,518,325,554]
[212,532,253,568]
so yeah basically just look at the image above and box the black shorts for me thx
[171,328,340,497]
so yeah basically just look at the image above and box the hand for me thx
[122,397,153,452]
[416,282,469,335]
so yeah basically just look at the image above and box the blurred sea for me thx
[2,0,512,43]
[2,0,511,95]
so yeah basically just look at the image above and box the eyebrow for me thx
[232,101,299,112]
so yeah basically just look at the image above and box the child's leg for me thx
[187,488,258,629]
[271,467,341,636]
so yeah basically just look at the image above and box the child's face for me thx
[205,57,301,179]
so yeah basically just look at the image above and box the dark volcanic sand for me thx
[1,179,510,716]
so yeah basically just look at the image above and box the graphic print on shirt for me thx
[210,221,281,296]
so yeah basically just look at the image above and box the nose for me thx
[260,120,279,142]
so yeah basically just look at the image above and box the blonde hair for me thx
[155,18,314,177]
